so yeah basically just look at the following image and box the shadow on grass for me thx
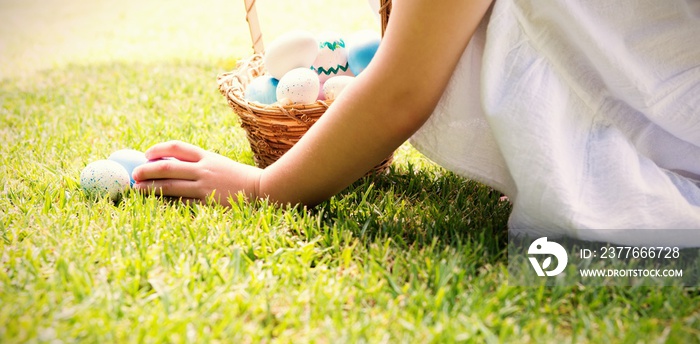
[316,164,512,265]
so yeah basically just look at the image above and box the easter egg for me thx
[367,0,381,24]
[245,75,279,105]
[323,75,355,100]
[317,82,326,101]
[264,30,319,80]
[312,32,353,83]
[108,149,147,185]
[277,68,320,105]
[346,30,381,75]
[80,160,130,201]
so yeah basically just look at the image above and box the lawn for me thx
[1,0,699,343]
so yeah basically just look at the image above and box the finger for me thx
[133,179,204,199]
[132,159,199,182]
[145,140,206,162]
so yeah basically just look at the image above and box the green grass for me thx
[2,1,700,343]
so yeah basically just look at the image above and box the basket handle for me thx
[243,0,392,55]
[244,0,264,54]
[380,0,392,36]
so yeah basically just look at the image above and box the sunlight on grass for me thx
[1,0,699,343]
[0,0,378,79]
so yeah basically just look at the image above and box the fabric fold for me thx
[410,0,700,246]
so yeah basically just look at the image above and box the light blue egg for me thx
[245,75,279,105]
[346,31,381,76]
[108,149,147,185]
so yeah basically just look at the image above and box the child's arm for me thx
[133,0,493,207]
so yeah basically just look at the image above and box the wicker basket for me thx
[217,0,393,172]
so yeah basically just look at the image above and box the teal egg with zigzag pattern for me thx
[312,32,354,83]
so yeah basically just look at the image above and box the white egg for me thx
[264,30,319,80]
[277,68,321,105]
[312,32,353,83]
[323,75,355,100]
[80,160,130,201]
[367,0,381,24]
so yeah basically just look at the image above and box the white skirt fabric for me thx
[409,0,700,246]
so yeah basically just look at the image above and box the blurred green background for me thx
[0,0,379,79]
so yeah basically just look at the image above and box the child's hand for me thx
[132,140,261,207]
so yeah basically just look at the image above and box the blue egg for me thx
[346,31,381,75]
[245,75,279,105]
[108,149,147,185]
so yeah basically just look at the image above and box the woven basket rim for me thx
[218,54,339,115]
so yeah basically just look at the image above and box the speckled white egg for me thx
[277,68,320,105]
[264,30,319,80]
[312,32,354,83]
[80,159,130,201]
[323,75,355,100]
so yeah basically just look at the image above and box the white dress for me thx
[407,0,700,246]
